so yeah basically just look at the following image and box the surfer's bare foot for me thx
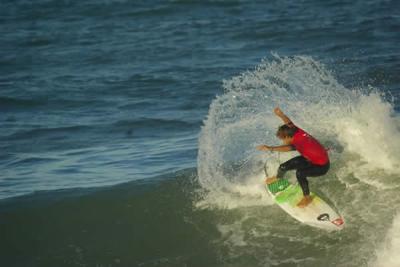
[265,176,277,184]
[297,195,313,208]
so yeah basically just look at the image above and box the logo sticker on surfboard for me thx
[317,213,330,221]
[332,218,344,226]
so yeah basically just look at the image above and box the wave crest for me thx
[197,55,400,208]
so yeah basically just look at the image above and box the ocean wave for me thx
[192,55,400,267]
[0,96,111,112]
[197,55,400,210]
[5,125,92,140]
[372,212,400,267]
[112,118,200,131]
[0,96,44,110]
[6,156,59,167]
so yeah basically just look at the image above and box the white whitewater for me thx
[197,55,400,266]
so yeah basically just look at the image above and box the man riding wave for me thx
[257,107,330,208]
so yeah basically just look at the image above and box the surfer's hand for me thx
[274,107,292,125]
[274,107,284,116]
[256,145,271,151]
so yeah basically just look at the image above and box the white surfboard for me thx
[266,176,344,231]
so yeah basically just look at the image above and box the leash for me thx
[263,151,281,177]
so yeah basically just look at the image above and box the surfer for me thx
[256,107,330,208]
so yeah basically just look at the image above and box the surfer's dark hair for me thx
[276,124,297,138]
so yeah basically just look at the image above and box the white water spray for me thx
[197,55,400,209]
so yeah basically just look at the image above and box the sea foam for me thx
[197,55,400,209]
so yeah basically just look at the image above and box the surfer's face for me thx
[276,126,295,145]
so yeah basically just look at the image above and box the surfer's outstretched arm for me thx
[274,107,293,126]
[256,145,294,152]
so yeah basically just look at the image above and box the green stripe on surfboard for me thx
[267,179,290,194]
[275,185,303,205]
[267,180,317,206]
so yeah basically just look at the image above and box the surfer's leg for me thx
[300,162,330,178]
[296,170,310,196]
[277,156,309,179]
[296,162,330,196]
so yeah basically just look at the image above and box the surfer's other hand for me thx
[256,145,271,151]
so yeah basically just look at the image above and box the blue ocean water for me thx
[1,0,399,198]
[1,0,399,266]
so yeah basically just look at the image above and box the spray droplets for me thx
[197,55,400,209]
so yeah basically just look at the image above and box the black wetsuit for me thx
[277,156,330,196]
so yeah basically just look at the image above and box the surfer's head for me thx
[276,124,296,143]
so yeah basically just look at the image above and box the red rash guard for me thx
[291,125,329,165]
